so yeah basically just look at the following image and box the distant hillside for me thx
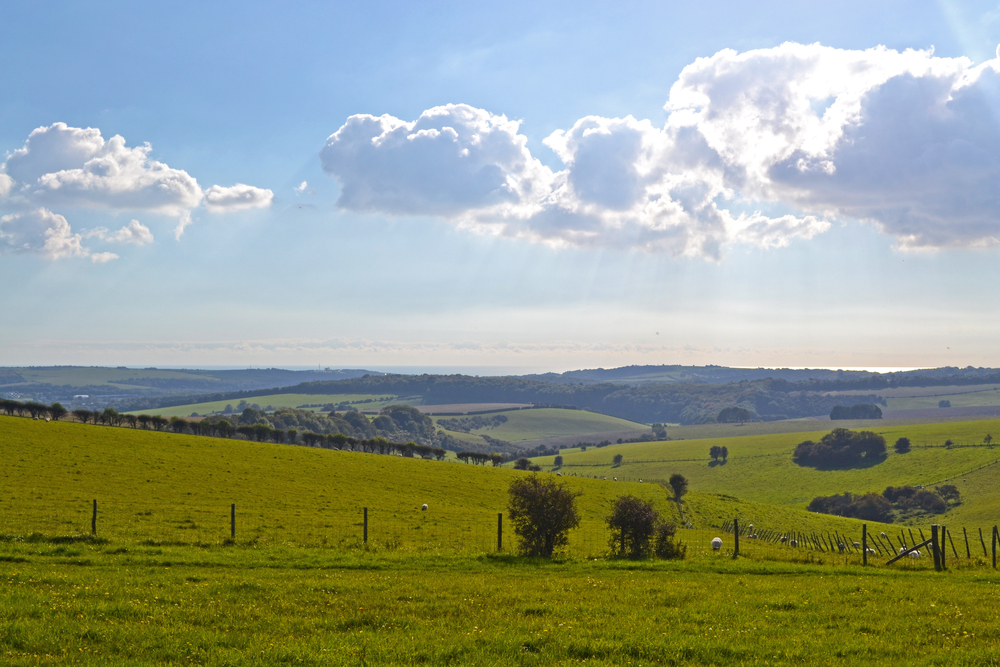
[0,366,380,405]
[519,364,1000,387]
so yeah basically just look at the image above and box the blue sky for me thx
[3,1,1000,371]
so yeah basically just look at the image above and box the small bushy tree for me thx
[507,475,580,557]
[894,437,911,454]
[607,495,658,558]
[668,473,688,501]
[613,453,624,466]
[553,455,563,466]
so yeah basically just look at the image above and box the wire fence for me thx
[3,500,999,569]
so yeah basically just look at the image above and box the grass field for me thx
[6,414,1000,664]
[2,367,220,389]
[3,543,1000,665]
[535,419,1000,524]
[131,393,398,417]
[433,408,648,444]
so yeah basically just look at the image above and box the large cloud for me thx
[321,44,1000,257]
[1,123,272,247]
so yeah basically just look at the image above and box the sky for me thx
[4,1,1000,372]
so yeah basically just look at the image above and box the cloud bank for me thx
[0,123,273,259]
[321,43,1000,258]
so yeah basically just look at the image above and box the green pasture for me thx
[884,385,1000,411]
[433,408,647,444]
[536,419,1000,521]
[3,543,1000,666]
[0,416,668,553]
[130,393,398,417]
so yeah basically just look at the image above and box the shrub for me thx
[553,455,563,466]
[507,475,581,557]
[607,496,658,558]
[939,399,951,408]
[653,523,686,560]
[612,453,623,466]
[894,437,911,454]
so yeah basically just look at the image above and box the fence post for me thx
[497,513,503,552]
[993,526,998,569]
[91,499,97,536]
[733,518,740,559]
[941,526,947,569]
[964,527,971,558]
[230,503,236,540]
[363,507,368,544]
[931,525,941,571]
[862,524,868,566]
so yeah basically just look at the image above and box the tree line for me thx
[808,484,960,522]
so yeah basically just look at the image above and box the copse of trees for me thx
[809,484,960,522]
[792,428,886,468]
[830,404,883,420]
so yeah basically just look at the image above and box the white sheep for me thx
[865,548,876,555]
[909,550,922,558]
[711,537,723,551]
[421,504,428,511]
[556,472,562,477]
[789,539,798,547]
[852,541,861,549]
[613,477,617,481]
[602,476,606,480]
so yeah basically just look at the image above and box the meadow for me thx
[432,408,648,444]
[4,541,1000,665]
[537,419,1000,521]
[5,415,1000,664]
[133,393,398,418]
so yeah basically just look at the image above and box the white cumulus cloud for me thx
[1,123,272,245]
[87,219,154,245]
[0,208,87,260]
[321,43,1000,257]
[204,183,274,213]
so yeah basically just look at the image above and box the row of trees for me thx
[458,451,506,466]
[506,476,686,559]
[829,404,883,420]
[0,399,67,420]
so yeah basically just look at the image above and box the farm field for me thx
[1,366,223,389]
[536,419,1000,517]
[433,408,649,444]
[131,393,399,417]
[3,544,1000,666]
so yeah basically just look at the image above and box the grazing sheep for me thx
[866,548,876,555]
[909,550,922,558]
[421,504,428,511]
[602,476,606,480]
[852,541,861,549]
[748,524,754,534]
[711,537,723,551]
[780,536,787,543]
[789,539,798,547]
[556,472,562,476]
[838,543,846,553]
[639,479,643,483]
[613,477,617,481]
[899,546,908,554]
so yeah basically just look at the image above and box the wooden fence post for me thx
[980,528,989,557]
[230,503,236,540]
[497,513,503,552]
[964,527,971,558]
[931,525,941,571]
[91,499,97,536]
[947,528,958,560]
[733,518,740,559]
[862,524,868,566]
[363,507,368,544]
[993,526,998,570]
[940,526,947,568]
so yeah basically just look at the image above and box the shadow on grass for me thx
[793,454,887,471]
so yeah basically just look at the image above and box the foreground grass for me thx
[2,541,1000,666]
